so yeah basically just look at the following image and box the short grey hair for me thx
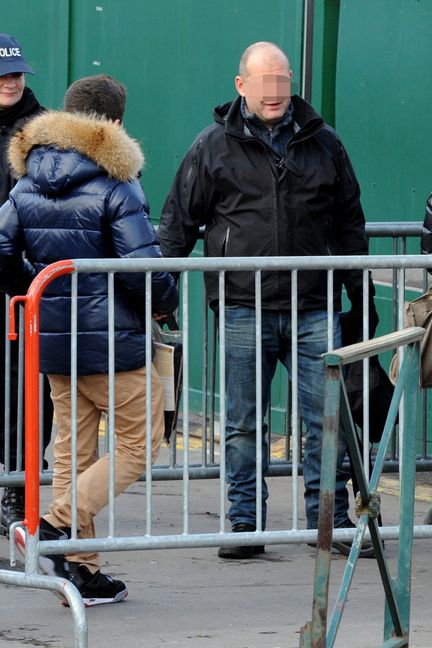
[239,42,290,79]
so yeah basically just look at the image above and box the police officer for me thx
[0,33,53,536]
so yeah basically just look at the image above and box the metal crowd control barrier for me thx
[1,254,432,647]
[1,221,431,492]
[300,327,424,648]
[0,296,51,488]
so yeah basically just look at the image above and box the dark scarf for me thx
[0,87,41,129]
[240,98,295,160]
[0,87,43,205]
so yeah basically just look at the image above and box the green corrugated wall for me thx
[2,0,431,430]
[335,0,432,254]
[4,1,430,229]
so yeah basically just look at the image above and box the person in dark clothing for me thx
[158,42,378,558]
[420,194,432,257]
[420,193,432,525]
[0,32,53,537]
[0,74,178,605]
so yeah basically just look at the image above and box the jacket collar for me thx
[8,110,144,182]
[214,94,325,142]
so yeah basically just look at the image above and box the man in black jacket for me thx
[159,41,378,558]
[0,32,53,537]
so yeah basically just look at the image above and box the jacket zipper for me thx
[232,126,323,303]
[223,227,230,256]
[242,137,289,302]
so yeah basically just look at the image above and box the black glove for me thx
[339,298,379,346]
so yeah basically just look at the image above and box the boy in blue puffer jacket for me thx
[0,74,178,606]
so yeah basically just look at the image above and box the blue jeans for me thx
[224,306,350,530]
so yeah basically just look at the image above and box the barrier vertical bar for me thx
[362,269,370,478]
[145,271,153,535]
[300,359,342,648]
[219,271,226,532]
[384,342,419,642]
[311,362,341,647]
[70,273,78,539]
[4,295,11,473]
[107,272,116,536]
[16,306,24,471]
[22,293,40,548]
[38,374,44,471]
[255,271,263,533]
[201,294,209,466]
[397,268,405,465]
[182,271,190,534]
[327,269,334,351]
[8,265,74,539]
[291,270,299,528]
[209,315,217,465]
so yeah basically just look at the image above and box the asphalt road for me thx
[1,462,431,648]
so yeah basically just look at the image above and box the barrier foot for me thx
[380,638,408,648]
[299,621,312,647]
[0,570,88,647]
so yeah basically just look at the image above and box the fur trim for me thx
[8,111,145,182]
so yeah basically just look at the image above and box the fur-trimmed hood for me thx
[8,110,145,184]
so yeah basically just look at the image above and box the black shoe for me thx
[0,487,25,537]
[14,517,72,578]
[65,564,128,607]
[218,523,265,559]
[332,519,377,558]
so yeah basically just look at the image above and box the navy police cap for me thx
[0,33,34,76]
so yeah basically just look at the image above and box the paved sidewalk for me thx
[0,460,431,647]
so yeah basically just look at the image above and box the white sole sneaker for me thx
[14,525,70,604]
[61,588,128,607]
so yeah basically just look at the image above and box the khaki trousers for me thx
[45,365,164,571]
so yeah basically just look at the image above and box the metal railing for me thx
[300,328,424,648]
[0,253,432,646]
[1,221,430,490]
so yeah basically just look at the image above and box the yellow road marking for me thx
[98,424,431,501]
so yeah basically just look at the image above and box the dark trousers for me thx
[0,295,53,472]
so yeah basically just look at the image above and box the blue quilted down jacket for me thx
[0,110,178,375]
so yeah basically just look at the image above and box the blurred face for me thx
[235,50,292,126]
[0,72,25,109]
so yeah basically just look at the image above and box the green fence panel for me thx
[336,1,432,236]
[68,0,304,223]
[3,1,431,438]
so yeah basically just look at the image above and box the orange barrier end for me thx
[24,260,75,536]
[8,295,26,341]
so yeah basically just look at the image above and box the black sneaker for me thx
[332,519,376,558]
[14,517,72,578]
[218,523,265,559]
[65,564,128,607]
[0,487,25,537]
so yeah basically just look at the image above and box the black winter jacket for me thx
[0,111,178,375]
[0,87,44,371]
[159,94,368,311]
[421,194,432,258]
[0,87,43,206]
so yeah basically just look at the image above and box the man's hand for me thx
[339,299,379,346]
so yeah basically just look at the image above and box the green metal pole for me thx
[384,342,419,642]
[300,362,342,647]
